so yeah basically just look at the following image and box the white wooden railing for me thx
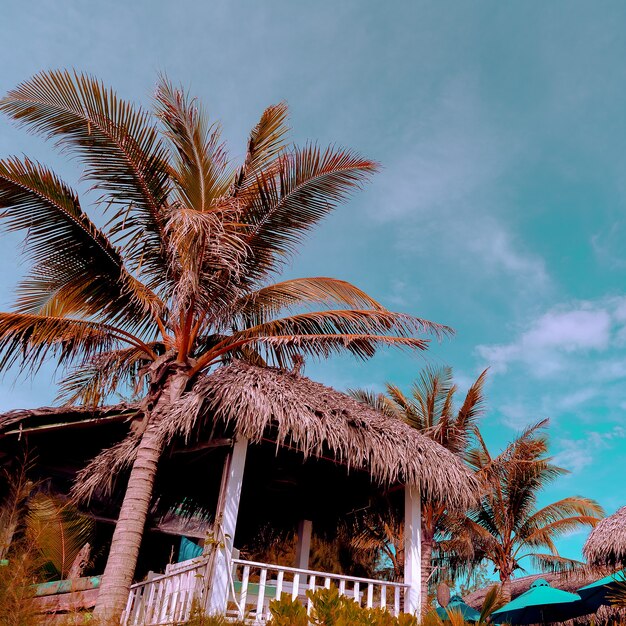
[228,558,409,622]
[123,557,409,625]
[123,557,210,625]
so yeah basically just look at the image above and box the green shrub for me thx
[268,587,420,626]
[268,593,308,626]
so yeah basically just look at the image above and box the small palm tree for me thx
[351,366,488,603]
[462,420,604,601]
[0,71,449,620]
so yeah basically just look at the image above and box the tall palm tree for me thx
[351,366,488,604]
[462,420,603,601]
[0,71,450,620]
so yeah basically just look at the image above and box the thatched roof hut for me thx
[584,506,626,568]
[164,361,480,509]
[0,361,479,601]
[1,361,478,508]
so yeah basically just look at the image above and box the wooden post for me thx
[295,519,313,570]
[404,484,422,615]
[206,436,248,615]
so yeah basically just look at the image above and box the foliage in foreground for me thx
[269,588,419,626]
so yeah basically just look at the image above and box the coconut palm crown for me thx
[461,420,603,601]
[0,71,451,620]
[350,366,488,605]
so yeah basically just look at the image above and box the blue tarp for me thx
[178,536,203,562]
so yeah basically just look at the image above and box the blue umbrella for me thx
[436,595,482,622]
[491,579,589,624]
[578,570,626,611]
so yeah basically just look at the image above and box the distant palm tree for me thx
[0,71,449,620]
[351,366,487,602]
[462,420,603,601]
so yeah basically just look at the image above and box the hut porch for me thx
[121,435,420,625]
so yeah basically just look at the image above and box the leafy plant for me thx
[268,593,308,626]
[268,587,419,626]
[0,544,40,626]
[26,493,93,580]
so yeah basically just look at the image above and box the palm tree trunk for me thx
[93,369,189,622]
[500,574,512,603]
[420,532,434,611]
[93,420,163,621]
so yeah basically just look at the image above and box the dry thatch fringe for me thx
[0,403,139,436]
[584,506,626,568]
[159,361,480,510]
[71,433,141,503]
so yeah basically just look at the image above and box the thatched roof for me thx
[463,571,598,608]
[0,362,479,511]
[0,403,139,438]
[166,361,480,510]
[584,506,626,567]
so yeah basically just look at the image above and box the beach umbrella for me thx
[491,579,588,624]
[584,506,626,568]
[578,571,626,611]
[436,595,481,622]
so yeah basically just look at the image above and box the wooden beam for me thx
[171,438,232,455]
[1,413,134,438]
[295,519,313,570]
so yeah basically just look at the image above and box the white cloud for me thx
[467,224,549,289]
[476,300,621,376]
[553,427,626,474]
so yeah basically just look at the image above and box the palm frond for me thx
[235,309,451,342]
[385,383,422,428]
[155,78,233,212]
[347,388,400,417]
[193,309,448,369]
[530,553,584,574]
[26,493,94,578]
[0,157,163,334]
[57,345,159,406]
[232,277,385,327]
[71,433,141,503]
[232,101,289,195]
[454,369,488,437]
[479,584,506,623]
[0,69,171,284]
[240,145,379,282]
[519,497,604,539]
[0,312,134,373]
[522,515,603,549]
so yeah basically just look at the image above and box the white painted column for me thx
[295,519,313,570]
[206,436,248,614]
[404,484,422,615]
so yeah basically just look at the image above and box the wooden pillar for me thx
[404,484,422,615]
[295,519,313,570]
[206,436,248,614]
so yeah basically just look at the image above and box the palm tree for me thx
[351,366,488,604]
[462,420,603,601]
[0,71,450,620]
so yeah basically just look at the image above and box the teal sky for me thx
[1,1,626,573]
